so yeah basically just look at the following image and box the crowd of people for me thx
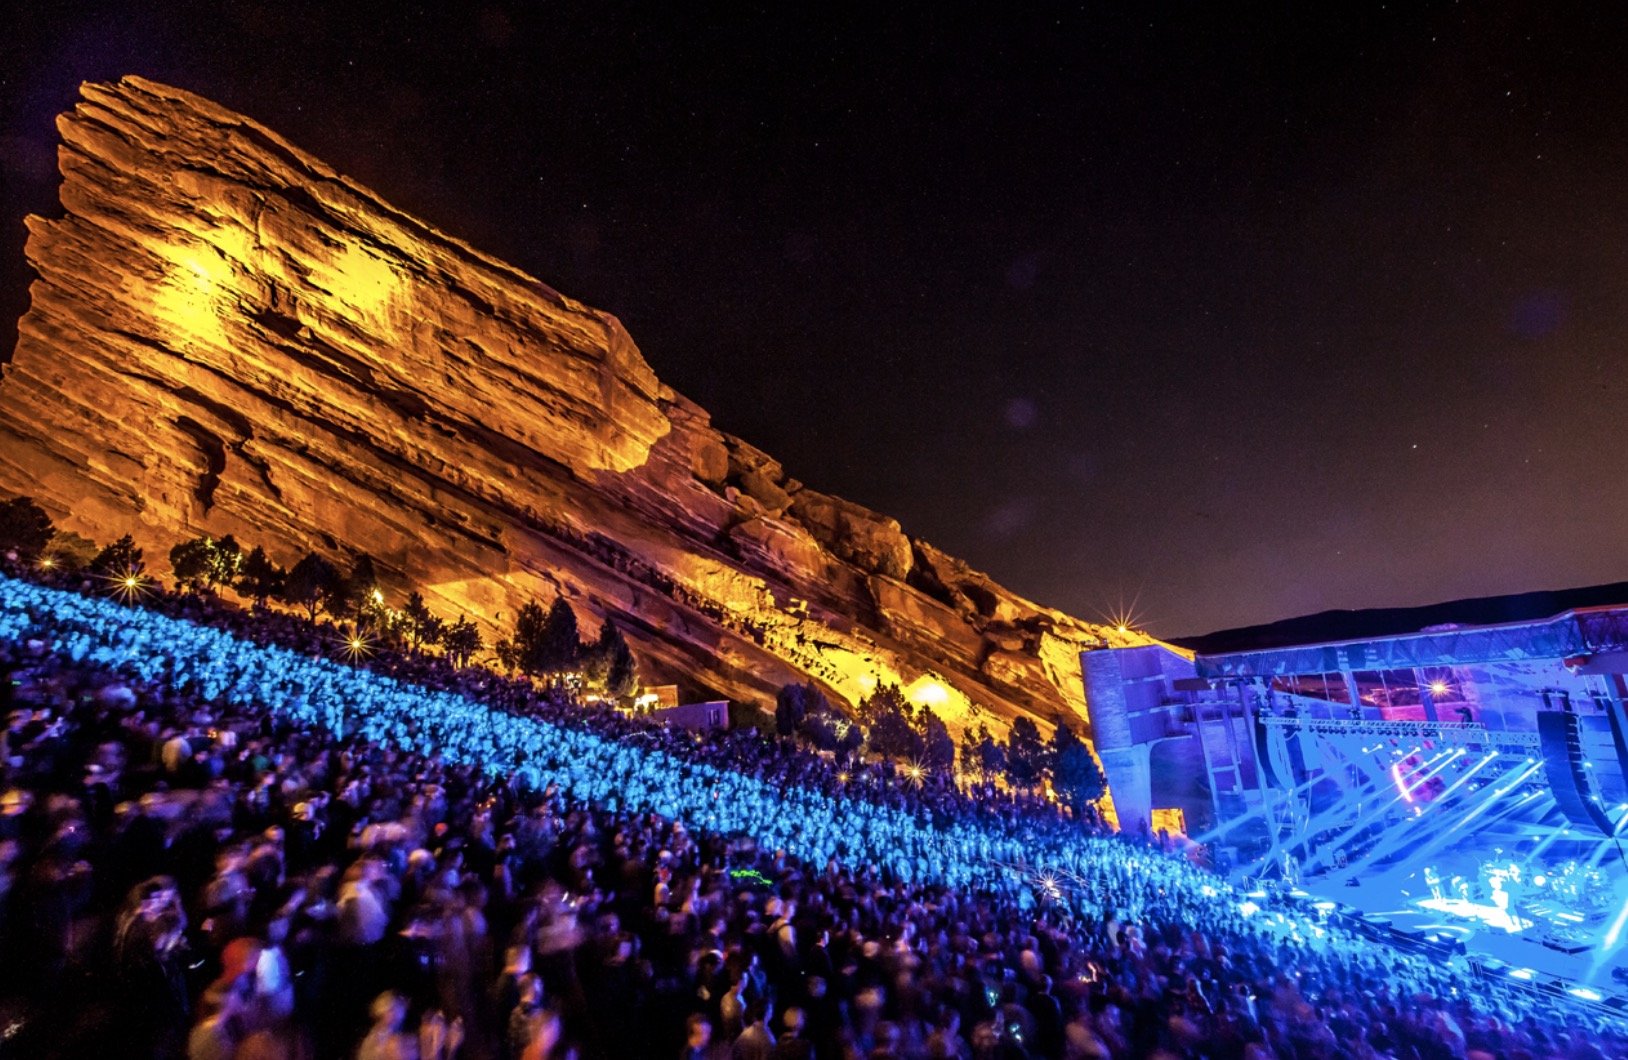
[78,570,1086,847]
[1,571,1625,1058]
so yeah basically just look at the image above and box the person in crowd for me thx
[0,568,1622,1059]
[733,999,776,1060]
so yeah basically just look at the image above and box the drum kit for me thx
[1529,859,1609,912]
[1490,858,1610,918]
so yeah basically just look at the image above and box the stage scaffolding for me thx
[1195,607,1628,680]
[1261,715,1542,753]
[1085,599,1628,1004]
[1083,601,1628,847]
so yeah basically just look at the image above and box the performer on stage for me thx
[1503,863,1524,908]
[1424,865,1444,901]
[1489,874,1516,931]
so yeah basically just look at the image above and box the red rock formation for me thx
[0,76,1144,733]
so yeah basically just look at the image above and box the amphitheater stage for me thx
[1299,848,1628,1012]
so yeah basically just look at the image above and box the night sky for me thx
[5,3,1628,637]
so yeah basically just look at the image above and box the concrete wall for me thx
[1083,644,1206,834]
[652,700,731,732]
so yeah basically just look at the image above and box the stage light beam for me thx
[1603,893,1628,952]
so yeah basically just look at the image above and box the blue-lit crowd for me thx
[0,574,1623,1059]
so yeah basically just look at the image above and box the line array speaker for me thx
[1536,710,1614,835]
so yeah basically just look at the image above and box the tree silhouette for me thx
[443,616,484,668]
[401,591,446,652]
[209,535,244,592]
[959,722,1004,783]
[337,553,382,626]
[1005,716,1047,791]
[536,596,582,675]
[602,625,637,699]
[917,706,956,773]
[89,535,145,580]
[583,619,637,698]
[834,715,864,757]
[169,536,214,592]
[864,686,924,762]
[783,685,852,753]
[0,496,54,563]
[283,552,341,622]
[856,683,909,729]
[1049,723,1107,814]
[169,534,242,594]
[236,546,286,608]
[509,598,585,678]
[509,601,549,676]
[978,724,1007,781]
[775,682,822,738]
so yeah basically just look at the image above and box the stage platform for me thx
[1300,855,1628,1010]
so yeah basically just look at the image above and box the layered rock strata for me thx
[0,77,1144,733]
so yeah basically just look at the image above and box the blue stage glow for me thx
[1602,893,1628,951]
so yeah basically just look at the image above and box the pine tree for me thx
[510,601,550,676]
[775,682,815,738]
[958,725,985,782]
[583,627,612,688]
[856,683,910,729]
[835,715,864,757]
[402,591,445,652]
[537,596,582,674]
[338,554,382,626]
[782,684,841,751]
[582,619,635,695]
[1005,716,1047,792]
[603,627,637,699]
[958,722,1007,783]
[1048,723,1107,813]
[959,721,1003,783]
[917,707,956,773]
[866,696,924,762]
[508,598,586,678]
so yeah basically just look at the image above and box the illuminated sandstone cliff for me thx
[0,76,1145,733]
